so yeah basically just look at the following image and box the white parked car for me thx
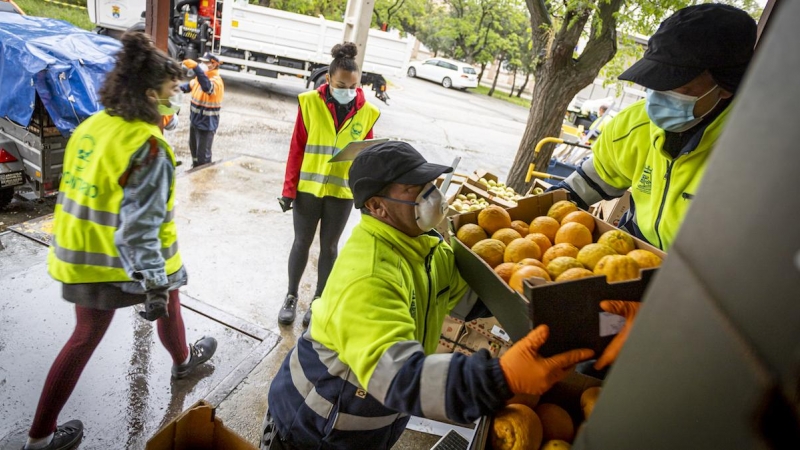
[407,58,478,90]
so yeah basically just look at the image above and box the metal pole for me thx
[145,0,172,52]
[342,0,376,73]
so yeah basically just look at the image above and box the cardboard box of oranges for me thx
[448,191,665,357]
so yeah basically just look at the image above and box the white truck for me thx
[88,0,416,102]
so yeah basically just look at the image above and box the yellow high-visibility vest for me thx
[48,111,182,283]
[297,91,380,199]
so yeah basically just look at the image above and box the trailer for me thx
[88,0,416,102]
[0,13,120,208]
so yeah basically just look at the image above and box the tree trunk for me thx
[505,66,586,192]
[488,57,502,96]
[477,62,488,84]
[508,69,517,97]
[516,72,531,98]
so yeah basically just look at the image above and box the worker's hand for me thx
[594,300,641,370]
[499,325,594,395]
[182,59,198,69]
[278,196,293,212]
[140,288,170,321]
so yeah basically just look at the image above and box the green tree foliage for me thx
[373,0,427,34]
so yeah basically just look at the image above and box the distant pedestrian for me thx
[181,52,224,168]
[22,32,216,450]
[277,42,380,327]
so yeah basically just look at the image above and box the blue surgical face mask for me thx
[331,88,357,105]
[645,85,720,133]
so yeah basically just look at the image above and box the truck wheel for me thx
[442,77,452,89]
[407,67,416,78]
[0,187,13,210]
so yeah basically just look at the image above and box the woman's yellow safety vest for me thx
[47,111,182,283]
[297,91,380,199]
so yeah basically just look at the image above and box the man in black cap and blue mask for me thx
[551,4,757,374]
[261,141,593,450]
[554,3,757,253]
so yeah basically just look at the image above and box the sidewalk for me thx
[479,78,533,101]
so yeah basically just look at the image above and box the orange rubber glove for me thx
[594,300,642,370]
[499,325,594,395]
[182,59,198,69]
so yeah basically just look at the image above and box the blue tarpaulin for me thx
[0,13,121,137]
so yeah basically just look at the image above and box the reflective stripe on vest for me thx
[47,111,182,283]
[288,333,405,431]
[297,91,380,199]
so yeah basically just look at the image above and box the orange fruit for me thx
[525,232,552,256]
[492,228,523,246]
[594,254,641,282]
[597,229,636,255]
[529,216,560,243]
[547,200,579,223]
[510,220,530,237]
[576,243,618,271]
[627,249,663,269]
[580,386,602,420]
[546,256,584,280]
[491,404,543,450]
[504,238,542,263]
[494,262,518,283]
[555,267,595,282]
[561,210,595,234]
[542,243,579,266]
[554,222,593,249]
[478,205,512,235]
[471,239,506,268]
[507,393,540,410]
[541,440,572,449]
[515,258,546,272]
[535,403,575,443]
[509,265,551,293]
[456,223,488,248]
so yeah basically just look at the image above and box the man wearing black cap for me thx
[180,52,224,168]
[553,4,757,252]
[261,141,593,450]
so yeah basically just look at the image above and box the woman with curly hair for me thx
[22,31,216,450]
[277,42,381,327]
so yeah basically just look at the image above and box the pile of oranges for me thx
[455,202,662,293]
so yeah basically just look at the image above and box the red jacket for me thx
[282,85,375,198]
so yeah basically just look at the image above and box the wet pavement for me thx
[0,74,531,449]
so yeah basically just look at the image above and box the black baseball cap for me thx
[349,141,452,209]
[198,52,220,63]
[619,4,756,92]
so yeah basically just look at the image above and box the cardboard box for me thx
[464,170,518,208]
[524,178,553,197]
[589,190,631,226]
[146,400,257,450]
[452,317,513,357]
[436,315,466,354]
[448,192,666,357]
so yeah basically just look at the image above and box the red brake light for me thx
[0,148,19,163]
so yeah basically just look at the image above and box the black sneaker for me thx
[302,296,320,328]
[172,336,217,379]
[22,420,83,450]
[278,294,298,325]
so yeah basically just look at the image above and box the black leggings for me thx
[287,192,353,297]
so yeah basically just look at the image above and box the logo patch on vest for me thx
[410,290,417,316]
[355,388,368,399]
[350,122,364,140]
[636,165,653,195]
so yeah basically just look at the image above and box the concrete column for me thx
[342,0,376,72]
